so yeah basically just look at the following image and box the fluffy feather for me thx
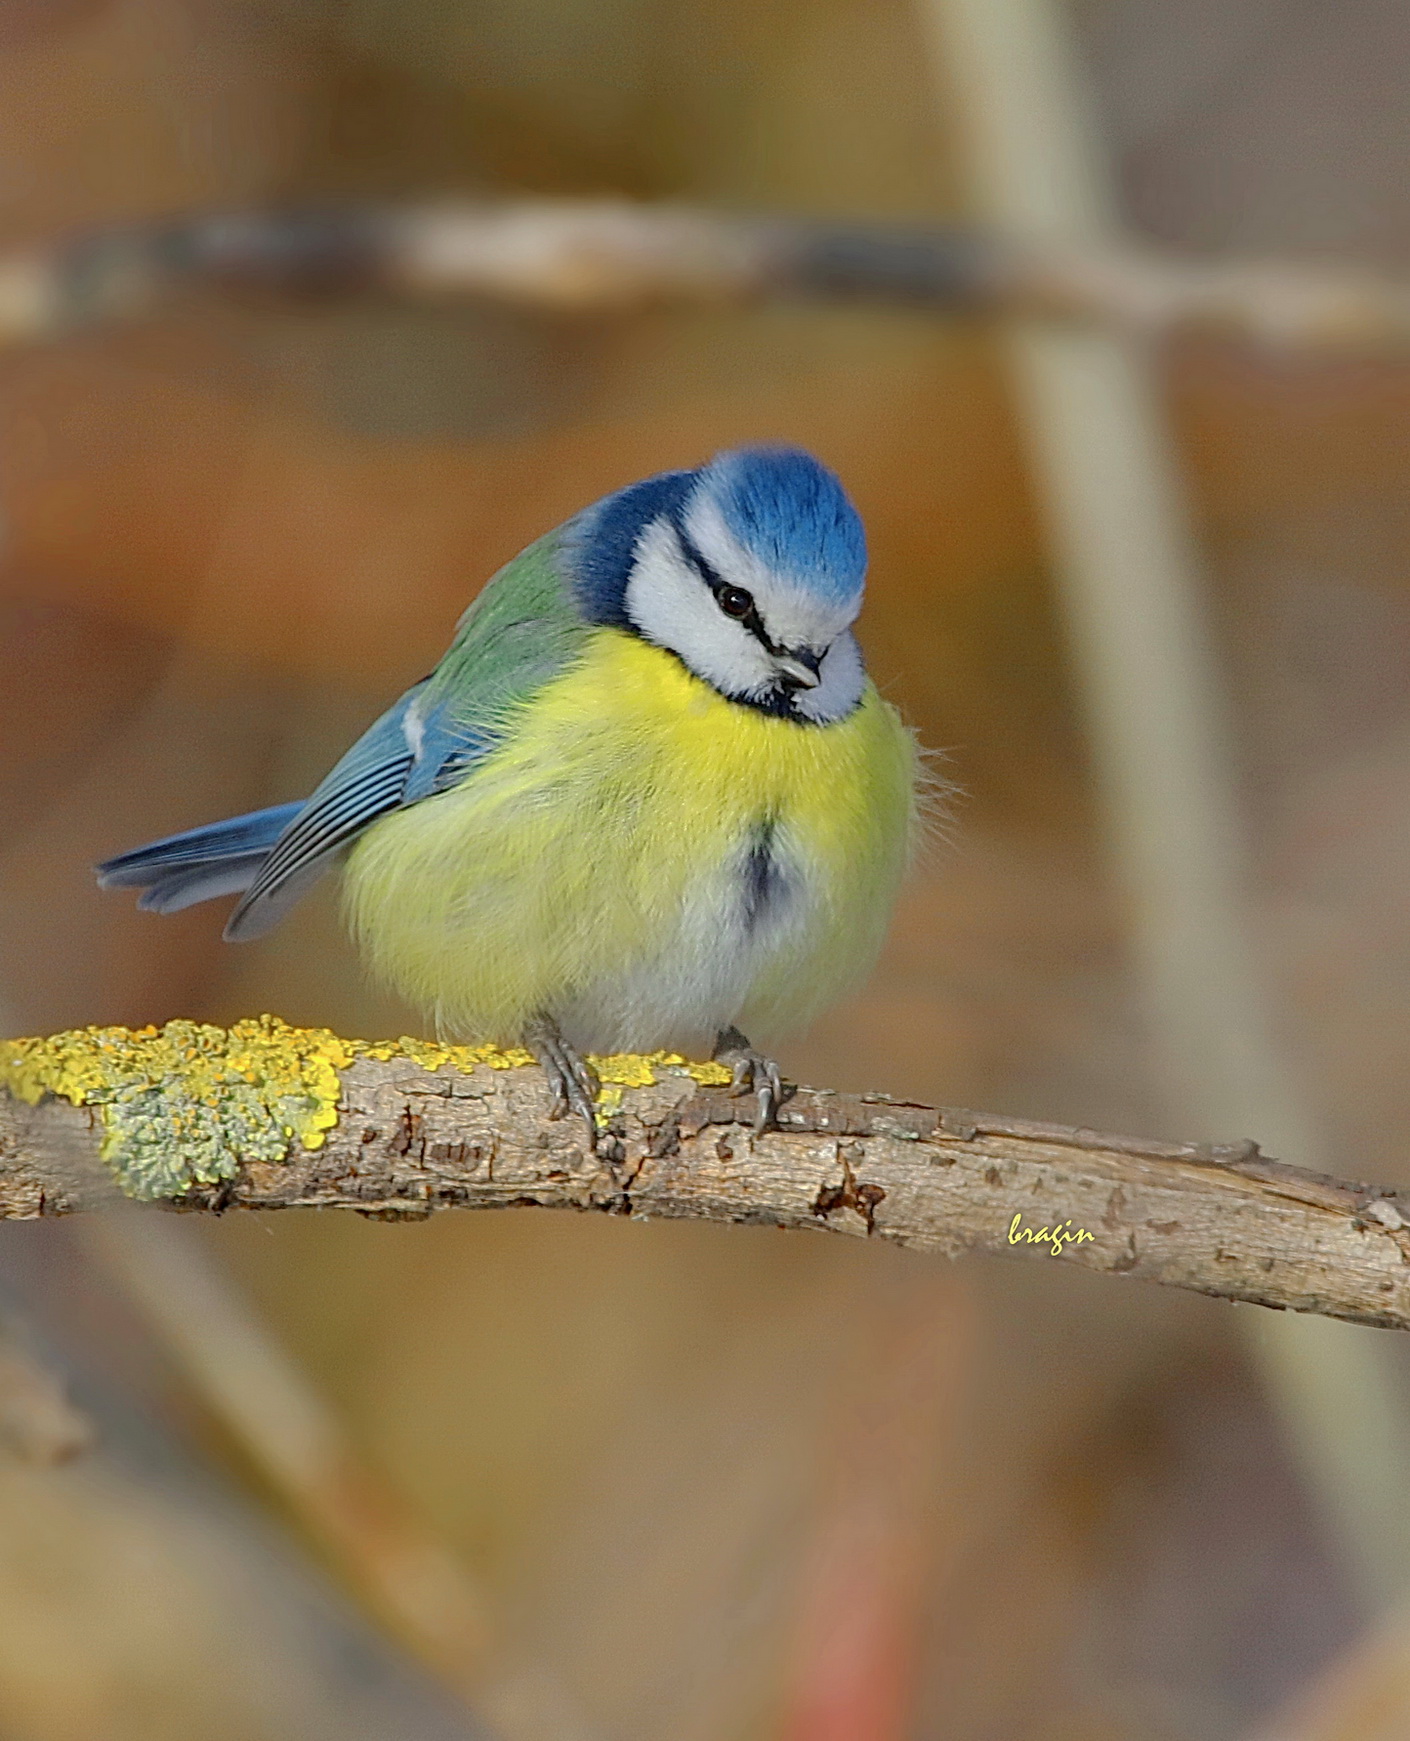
[342,629,917,1055]
[99,445,922,1060]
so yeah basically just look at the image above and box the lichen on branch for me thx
[3,1016,1409,1336]
[0,1017,727,1199]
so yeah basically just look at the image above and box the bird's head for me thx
[567,445,868,723]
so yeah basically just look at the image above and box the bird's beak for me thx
[776,649,823,691]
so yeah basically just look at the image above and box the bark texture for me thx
[4,1045,1410,1331]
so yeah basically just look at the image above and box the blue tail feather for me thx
[96,802,305,917]
[135,853,274,916]
[98,669,494,937]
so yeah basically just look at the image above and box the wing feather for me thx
[222,533,587,939]
[223,700,417,940]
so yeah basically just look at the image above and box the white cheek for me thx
[624,519,776,698]
[793,631,866,723]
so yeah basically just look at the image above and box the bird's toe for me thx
[712,1026,786,1134]
[527,1018,600,1152]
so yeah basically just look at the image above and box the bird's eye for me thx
[717,585,754,620]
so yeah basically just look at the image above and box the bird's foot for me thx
[526,1017,600,1153]
[712,1027,785,1134]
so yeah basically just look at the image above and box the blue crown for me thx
[703,446,867,605]
[568,445,866,625]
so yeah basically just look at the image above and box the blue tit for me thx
[99,445,920,1140]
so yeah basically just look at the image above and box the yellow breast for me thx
[342,630,917,1052]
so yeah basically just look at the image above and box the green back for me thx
[422,529,591,743]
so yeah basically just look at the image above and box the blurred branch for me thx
[80,1214,597,1741]
[3,201,1410,355]
[917,0,1410,1613]
[0,1316,92,1465]
[1243,1603,1410,1741]
[6,1029,1410,1331]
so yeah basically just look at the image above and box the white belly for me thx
[553,819,818,1055]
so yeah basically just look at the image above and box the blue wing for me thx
[98,686,498,939]
[225,682,500,940]
[99,530,589,940]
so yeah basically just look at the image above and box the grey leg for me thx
[711,1026,784,1133]
[525,1015,601,1152]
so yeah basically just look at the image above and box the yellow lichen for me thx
[0,1019,733,1199]
[588,1052,731,1124]
[680,1059,734,1087]
[0,1016,356,1199]
[355,1035,534,1072]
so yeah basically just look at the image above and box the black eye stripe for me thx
[670,516,724,588]
[670,516,780,653]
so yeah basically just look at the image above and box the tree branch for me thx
[2,1022,1409,1331]
[3,200,1410,356]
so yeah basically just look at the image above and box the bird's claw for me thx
[526,1018,600,1152]
[712,1026,785,1134]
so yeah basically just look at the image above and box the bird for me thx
[98,445,920,1146]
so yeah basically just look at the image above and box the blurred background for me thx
[4,0,1410,1736]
